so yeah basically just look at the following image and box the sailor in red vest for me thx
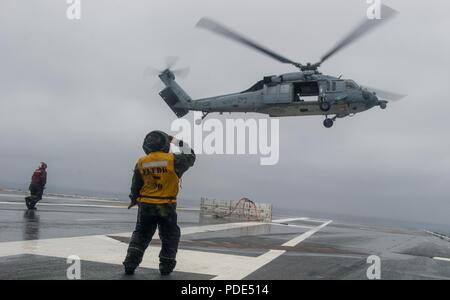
[25,162,47,209]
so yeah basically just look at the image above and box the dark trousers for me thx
[29,183,44,200]
[26,184,44,209]
[123,203,180,269]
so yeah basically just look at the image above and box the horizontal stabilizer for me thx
[159,87,189,118]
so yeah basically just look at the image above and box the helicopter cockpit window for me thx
[241,80,264,93]
[345,80,359,90]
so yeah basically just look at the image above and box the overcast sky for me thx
[1,0,450,225]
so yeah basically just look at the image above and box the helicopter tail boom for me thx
[158,70,191,118]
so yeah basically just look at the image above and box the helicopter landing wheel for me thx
[380,102,387,110]
[323,118,334,128]
[319,101,331,112]
[195,112,210,125]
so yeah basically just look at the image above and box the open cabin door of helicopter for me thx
[293,81,322,102]
[262,81,332,104]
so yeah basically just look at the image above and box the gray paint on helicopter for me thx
[157,8,399,128]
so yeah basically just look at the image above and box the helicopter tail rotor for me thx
[144,56,191,80]
[149,58,193,118]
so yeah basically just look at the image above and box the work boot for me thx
[28,201,37,210]
[25,198,31,209]
[123,247,144,275]
[26,199,36,210]
[159,258,176,276]
[123,263,137,275]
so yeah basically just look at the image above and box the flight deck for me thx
[1,191,450,280]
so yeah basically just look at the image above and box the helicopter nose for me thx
[367,90,379,102]
[379,100,388,109]
[372,93,379,101]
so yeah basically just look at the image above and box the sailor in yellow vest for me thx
[123,131,196,276]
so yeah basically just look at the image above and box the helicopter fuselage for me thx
[158,69,389,128]
[182,73,383,119]
[157,11,400,128]
[158,11,399,128]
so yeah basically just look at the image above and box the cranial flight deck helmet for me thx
[142,131,170,154]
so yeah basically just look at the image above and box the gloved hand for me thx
[128,200,138,209]
[169,136,183,147]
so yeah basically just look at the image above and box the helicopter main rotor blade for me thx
[197,17,302,68]
[319,5,398,65]
[364,86,406,101]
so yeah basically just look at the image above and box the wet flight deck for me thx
[1,191,450,280]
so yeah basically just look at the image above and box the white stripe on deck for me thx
[269,223,315,230]
[273,217,330,224]
[111,221,266,239]
[112,217,317,239]
[0,232,283,279]
[0,201,127,209]
[434,257,450,262]
[282,220,333,247]
[211,249,286,280]
[0,216,333,280]
[0,201,196,212]
[0,193,121,203]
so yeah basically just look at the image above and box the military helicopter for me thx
[157,5,404,128]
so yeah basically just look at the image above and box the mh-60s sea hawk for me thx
[157,5,404,128]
